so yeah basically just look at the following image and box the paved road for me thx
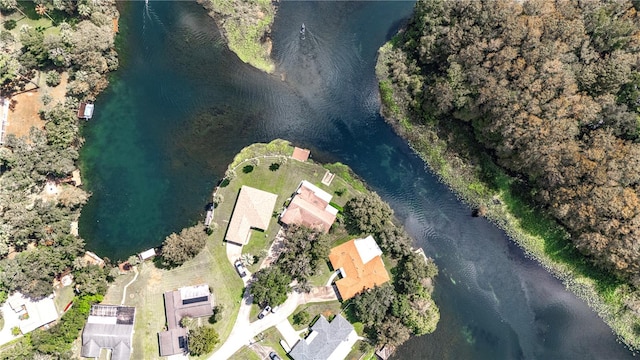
[212,229,338,359]
[209,284,336,360]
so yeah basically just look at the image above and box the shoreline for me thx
[375,41,640,351]
[197,0,277,74]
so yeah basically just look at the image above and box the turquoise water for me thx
[80,1,636,358]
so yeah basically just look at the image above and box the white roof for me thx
[87,315,117,325]
[179,284,209,300]
[84,103,94,117]
[325,205,339,215]
[300,180,332,203]
[139,248,156,260]
[354,235,383,264]
[18,295,58,333]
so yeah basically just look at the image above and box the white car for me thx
[258,305,272,319]
[234,260,247,278]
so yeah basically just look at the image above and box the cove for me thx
[79,1,635,358]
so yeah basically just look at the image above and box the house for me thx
[81,305,135,360]
[77,102,94,120]
[328,235,390,300]
[225,185,278,245]
[280,180,338,233]
[288,315,358,360]
[158,284,213,357]
[7,292,58,334]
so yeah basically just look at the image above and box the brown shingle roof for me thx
[159,285,213,357]
[329,238,390,300]
[225,186,278,245]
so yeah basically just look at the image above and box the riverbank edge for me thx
[374,41,640,350]
[197,0,276,74]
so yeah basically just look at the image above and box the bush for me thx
[3,20,16,30]
[45,71,61,87]
[41,93,52,105]
[293,310,310,325]
[11,326,20,336]
[209,305,223,324]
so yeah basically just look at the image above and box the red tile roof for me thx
[329,238,390,300]
[292,147,310,162]
[280,181,336,233]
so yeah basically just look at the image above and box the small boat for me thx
[300,23,306,39]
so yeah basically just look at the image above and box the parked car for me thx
[269,352,282,360]
[234,260,247,278]
[258,305,272,319]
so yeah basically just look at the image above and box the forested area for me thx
[0,1,118,357]
[379,0,640,287]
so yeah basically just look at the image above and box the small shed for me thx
[292,147,310,162]
[77,103,94,120]
[139,248,156,261]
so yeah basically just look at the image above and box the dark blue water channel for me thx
[79,1,635,358]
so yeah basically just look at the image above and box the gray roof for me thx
[289,315,355,360]
[81,305,135,360]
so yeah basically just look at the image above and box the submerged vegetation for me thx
[377,0,640,349]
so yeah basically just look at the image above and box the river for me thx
[79,1,635,358]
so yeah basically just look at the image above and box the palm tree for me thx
[35,4,54,22]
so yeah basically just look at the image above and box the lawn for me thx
[213,141,365,257]
[287,301,342,331]
[101,233,244,359]
[53,285,75,314]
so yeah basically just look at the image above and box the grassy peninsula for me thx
[376,0,640,350]
[199,0,276,73]
[107,140,439,359]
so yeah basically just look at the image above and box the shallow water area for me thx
[79,1,636,358]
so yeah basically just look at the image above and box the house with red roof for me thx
[329,235,390,300]
[280,180,337,233]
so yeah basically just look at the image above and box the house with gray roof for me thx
[158,284,213,357]
[289,314,358,360]
[81,305,135,360]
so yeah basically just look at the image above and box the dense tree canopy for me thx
[277,225,330,286]
[188,326,219,356]
[161,224,208,266]
[250,266,291,307]
[382,0,640,284]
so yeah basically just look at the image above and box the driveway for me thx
[209,285,337,360]
[213,226,338,359]
[0,301,22,346]
[275,320,302,350]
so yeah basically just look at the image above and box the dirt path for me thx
[120,266,139,305]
